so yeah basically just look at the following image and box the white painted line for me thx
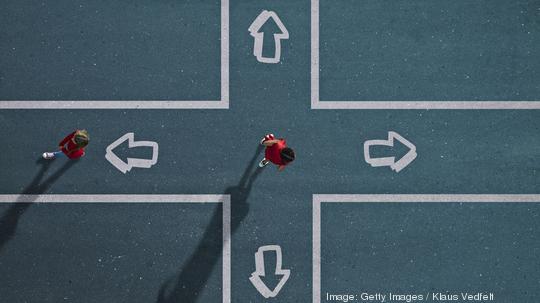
[0,100,230,109]
[313,194,540,203]
[311,101,540,109]
[310,0,540,110]
[312,195,321,303]
[0,194,231,303]
[312,194,540,303]
[221,0,230,107]
[222,194,231,303]
[0,194,228,203]
[311,0,319,109]
[0,0,229,110]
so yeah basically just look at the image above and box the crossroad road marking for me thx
[312,194,540,303]
[0,0,229,109]
[310,0,540,109]
[0,194,232,303]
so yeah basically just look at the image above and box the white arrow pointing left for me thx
[105,133,159,174]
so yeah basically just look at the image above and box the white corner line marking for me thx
[311,0,319,108]
[310,0,540,110]
[312,194,540,303]
[0,194,231,303]
[0,0,229,109]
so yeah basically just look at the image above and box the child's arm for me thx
[58,131,75,148]
[278,165,286,171]
[263,139,280,146]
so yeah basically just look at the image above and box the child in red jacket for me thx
[259,133,295,171]
[43,130,89,160]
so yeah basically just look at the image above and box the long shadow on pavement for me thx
[0,158,78,254]
[156,145,264,303]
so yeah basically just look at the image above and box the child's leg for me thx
[259,133,273,166]
[43,150,63,159]
[258,158,269,167]
[260,133,275,144]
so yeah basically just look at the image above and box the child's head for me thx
[74,129,89,148]
[280,147,295,164]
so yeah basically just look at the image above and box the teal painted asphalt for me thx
[1,0,539,302]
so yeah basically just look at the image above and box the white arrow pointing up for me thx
[363,131,417,172]
[248,10,289,64]
[249,245,290,298]
[105,133,159,174]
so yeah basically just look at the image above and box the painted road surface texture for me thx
[0,201,224,302]
[0,0,221,101]
[1,0,539,302]
[320,200,540,303]
[319,0,540,102]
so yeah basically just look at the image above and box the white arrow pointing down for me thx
[249,245,290,298]
[105,133,159,174]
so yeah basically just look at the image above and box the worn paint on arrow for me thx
[105,133,159,174]
[248,10,289,64]
[249,245,290,298]
[363,131,417,172]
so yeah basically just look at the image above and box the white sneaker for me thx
[42,152,55,159]
[258,159,269,168]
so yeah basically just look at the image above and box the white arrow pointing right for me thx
[363,131,417,172]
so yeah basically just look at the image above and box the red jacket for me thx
[59,131,85,159]
[265,139,287,165]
